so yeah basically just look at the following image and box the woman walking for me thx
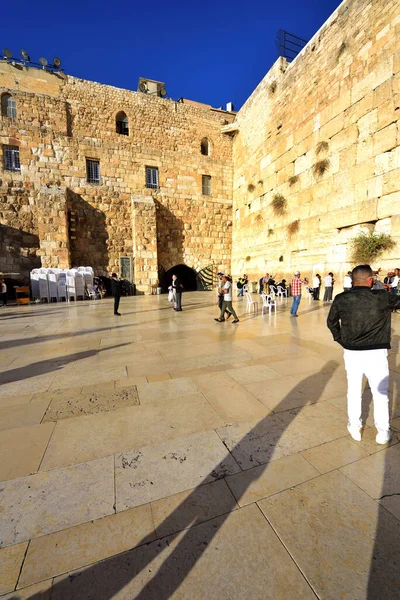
[214,275,239,323]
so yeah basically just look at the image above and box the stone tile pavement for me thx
[0,292,399,599]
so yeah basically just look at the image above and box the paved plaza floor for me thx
[0,291,399,599]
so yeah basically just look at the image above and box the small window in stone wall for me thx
[3,145,20,171]
[202,175,211,196]
[1,93,17,118]
[200,138,210,156]
[116,111,129,135]
[145,166,159,189]
[86,158,100,184]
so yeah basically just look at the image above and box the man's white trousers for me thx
[343,348,390,433]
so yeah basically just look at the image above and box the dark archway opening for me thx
[159,264,198,292]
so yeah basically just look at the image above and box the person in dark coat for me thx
[111,273,122,315]
[170,274,183,311]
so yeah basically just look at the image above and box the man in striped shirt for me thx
[290,271,309,317]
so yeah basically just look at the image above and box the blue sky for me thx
[1,0,342,109]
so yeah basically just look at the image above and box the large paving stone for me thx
[341,444,400,520]
[42,385,139,422]
[0,456,114,547]
[259,470,400,600]
[0,422,55,481]
[50,505,316,599]
[226,453,319,506]
[40,394,224,471]
[151,479,238,538]
[0,542,28,595]
[301,436,369,473]
[217,403,345,470]
[19,504,155,588]
[0,399,51,431]
[115,430,241,510]
[192,371,271,423]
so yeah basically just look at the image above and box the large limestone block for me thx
[377,192,400,219]
[319,199,377,231]
[382,165,400,194]
[374,218,391,234]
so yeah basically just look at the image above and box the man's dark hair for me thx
[352,264,373,281]
[111,273,117,278]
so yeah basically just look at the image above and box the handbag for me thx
[168,290,174,303]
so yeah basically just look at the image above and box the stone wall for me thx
[0,63,233,292]
[231,0,400,284]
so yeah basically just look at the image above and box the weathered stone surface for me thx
[42,385,139,422]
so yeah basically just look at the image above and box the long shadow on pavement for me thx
[19,361,340,599]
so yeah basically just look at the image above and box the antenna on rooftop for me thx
[39,56,48,68]
[3,48,12,59]
[20,49,30,61]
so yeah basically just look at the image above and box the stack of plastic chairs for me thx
[38,269,50,303]
[58,272,67,302]
[30,269,40,301]
[74,270,85,300]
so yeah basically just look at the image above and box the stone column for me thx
[37,185,70,269]
[132,195,158,294]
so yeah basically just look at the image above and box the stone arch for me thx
[1,93,17,118]
[159,264,198,292]
[116,111,129,135]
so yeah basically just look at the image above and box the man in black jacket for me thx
[171,274,183,311]
[111,273,122,316]
[327,264,400,444]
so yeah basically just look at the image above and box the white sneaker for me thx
[347,424,362,441]
[376,430,392,445]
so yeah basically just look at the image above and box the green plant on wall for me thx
[245,255,251,262]
[313,159,330,177]
[271,194,287,216]
[350,232,396,264]
[288,175,299,186]
[247,183,255,192]
[287,219,300,237]
[316,141,329,155]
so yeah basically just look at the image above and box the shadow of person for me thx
[21,361,341,599]
[0,343,131,386]
[367,334,400,599]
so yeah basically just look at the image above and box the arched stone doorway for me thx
[159,264,198,292]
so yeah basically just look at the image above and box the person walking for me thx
[327,264,400,445]
[215,275,239,323]
[217,272,232,320]
[323,272,334,302]
[312,274,320,300]
[290,271,308,317]
[111,273,122,316]
[0,279,7,306]
[170,274,183,311]
[343,271,352,291]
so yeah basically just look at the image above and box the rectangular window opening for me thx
[202,174,211,196]
[145,166,159,189]
[86,158,100,184]
[3,145,20,171]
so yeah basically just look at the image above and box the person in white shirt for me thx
[323,272,334,302]
[343,271,352,291]
[312,274,320,300]
[0,279,7,306]
[390,268,399,295]
[215,275,239,323]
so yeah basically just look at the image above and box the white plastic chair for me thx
[277,285,288,298]
[86,284,97,300]
[245,291,258,314]
[242,284,249,293]
[261,293,277,314]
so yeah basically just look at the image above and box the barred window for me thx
[145,166,159,189]
[86,158,100,184]
[116,111,129,135]
[202,175,211,196]
[3,145,20,171]
[1,94,17,118]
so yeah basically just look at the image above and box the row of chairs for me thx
[245,292,278,315]
[242,284,288,298]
